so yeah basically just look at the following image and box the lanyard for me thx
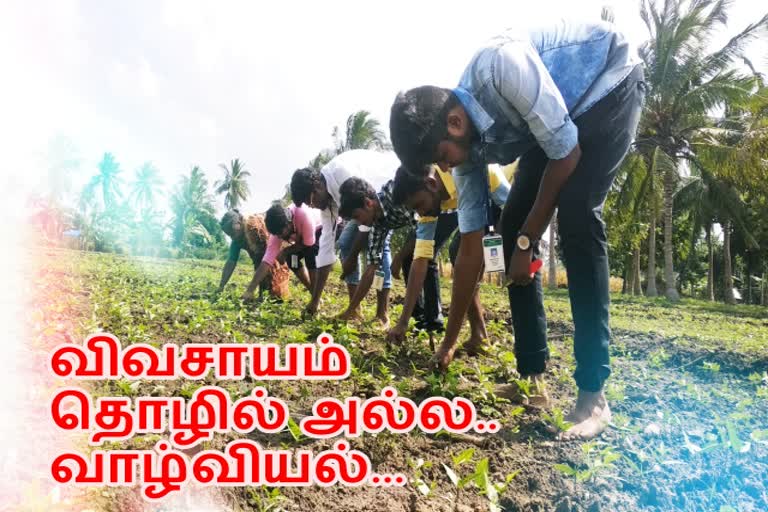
[483,168,495,235]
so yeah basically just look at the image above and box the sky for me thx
[1,0,766,219]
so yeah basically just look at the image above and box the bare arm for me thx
[396,257,428,327]
[507,145,581,285]
[218,259,238,291]
[306,264,333,316]
[340,231,369,279]
[391,235,416,280]
[242,262,271,299]
[436,230,485,368]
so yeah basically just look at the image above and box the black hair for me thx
[389,86,458,168]
[392,165,433,205]
[264,202,292,236]
[290,167,322,207]
[338,177,377,219]
[220,209,243,236]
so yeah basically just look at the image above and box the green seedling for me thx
[542,408,573,433]
[408,457,436,496]
[554,442,621,482]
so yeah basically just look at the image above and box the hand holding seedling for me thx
[385,322,407,344]
[302,301,318,319]
[430,343,456,373]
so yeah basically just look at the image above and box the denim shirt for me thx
[453,20,640,233]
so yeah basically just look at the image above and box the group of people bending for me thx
[216,18,646,440]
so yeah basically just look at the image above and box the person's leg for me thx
[375,232,393,328]
[306,227,321,292]
[290,262,312,292]
[337,220,362,314]
[557,66,645,439]
[500,148,550,376]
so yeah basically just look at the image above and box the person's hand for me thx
[303,301,318,318]
[340,257,356,281]
[505,248,534,287]
[390,255,403,280]
[385,322,408,344]
[430,343,457,373]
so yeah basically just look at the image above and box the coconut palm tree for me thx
[170,166,220,250]
[81,152,124,210]
[131,162,164,211]
[636,0,768,300]
[333,110,389,153]
[215,159,251,210]
[676,162,755,302]
[309,149,335,170]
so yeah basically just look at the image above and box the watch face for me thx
[517,235,531,251]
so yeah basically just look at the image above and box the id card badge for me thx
[483,234,505,273]
[290,254,299,268]
[373,270,385,291]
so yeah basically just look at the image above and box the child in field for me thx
[239,202,322,301]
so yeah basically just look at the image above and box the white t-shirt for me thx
[316,149,400,268]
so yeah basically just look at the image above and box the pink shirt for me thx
[262,205,322,266]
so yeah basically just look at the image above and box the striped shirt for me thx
[367,179,416,266]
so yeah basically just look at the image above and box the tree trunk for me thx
[548,215,557,290]
[632,245,642,295]
[646,215,658,297]
[706,225,714,301]
[746,256,752,305]
[723,220,735,305]
[622,260,630,294]
[663,166,679,301]
[762,272,766,306]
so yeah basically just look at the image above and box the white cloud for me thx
[2,0,765,218]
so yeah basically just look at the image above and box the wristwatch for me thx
[516,233,534,251]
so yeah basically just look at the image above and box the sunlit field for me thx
[26,248,768,512]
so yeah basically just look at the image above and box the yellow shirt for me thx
[414,165,510,259]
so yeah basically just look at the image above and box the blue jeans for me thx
[337,221,393,289]
[501,65,645,392]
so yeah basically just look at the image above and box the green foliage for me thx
[555,442,621,482]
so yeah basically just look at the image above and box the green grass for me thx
[33,249,768,512]
[479,284,768,359]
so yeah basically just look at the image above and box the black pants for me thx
[501,65,645,392]
[402,212,459,332]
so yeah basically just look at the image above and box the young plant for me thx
[408,457,436,496]
[554,442,621,482]
[443,448,518,512]
[542,408,573,434]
